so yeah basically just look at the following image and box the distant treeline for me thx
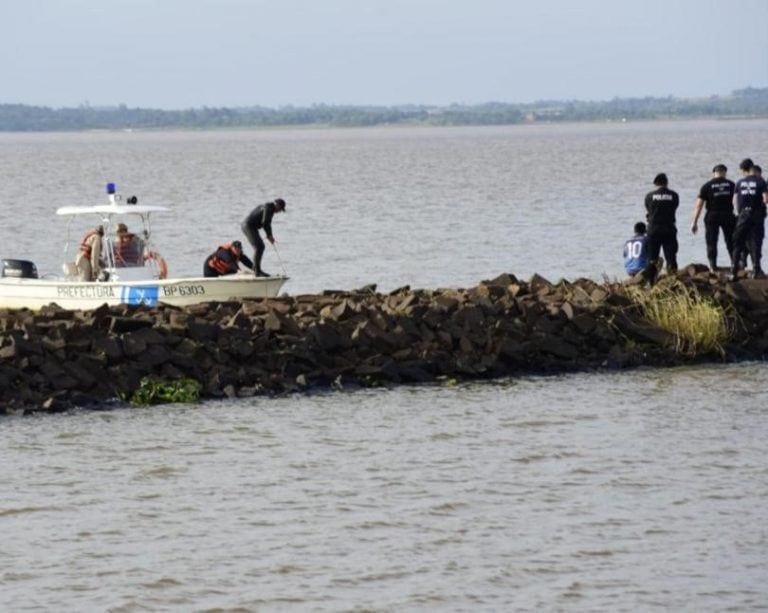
[1,87,767,131]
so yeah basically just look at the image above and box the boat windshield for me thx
[56,203,169,278]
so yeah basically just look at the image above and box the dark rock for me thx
[309,321,347,352]
[485,272,518,287]
[139,344,172,368]
[529,273,553,293]
[533,315,564,335]
[62,361,98,388]
[684,263,710,276]
[41,395,70,412]
[92,335,124,361]
[0,344,17,360]
[108,316,155,334]
[187,320,219,342]
[9,335,43,357]
[727,280,768,306]
[534,334,579,360]
[321,299,356,321]
[571,312,598,334]
[432,294,460,313]
[612,312,676,347]
[264,311,283,331]
[2,270,766,414]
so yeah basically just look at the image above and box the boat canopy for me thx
[56,204,170,216]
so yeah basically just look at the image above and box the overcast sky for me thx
[1,0,766,109]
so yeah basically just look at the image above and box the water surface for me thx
[2,364,767,611]
[1,121,767,611]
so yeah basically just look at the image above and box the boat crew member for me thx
[203,240,255,277]
[113,223,145,266]
[731,158,768,280]
[691,164,735,273]
[75,225,104,281]
[241,198,286,277]
[623,222,649,277]
[643,172,679,282]
[740,164,765,270]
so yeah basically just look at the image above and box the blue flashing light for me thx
[106,182,116,195]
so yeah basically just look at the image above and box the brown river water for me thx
[1,120,767,611]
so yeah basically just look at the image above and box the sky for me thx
[1,0,767,109]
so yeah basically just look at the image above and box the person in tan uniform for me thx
[75,225,105,281]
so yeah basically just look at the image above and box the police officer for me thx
[691,164,735,272]
[241,198,286,277]
[743,165,766,268]
[623,221,649,277]
[643,173,679,281]
[731,158,768,280]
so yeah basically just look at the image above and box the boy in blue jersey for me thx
[624,221,649,277]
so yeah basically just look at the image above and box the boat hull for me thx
[0,274,288,310]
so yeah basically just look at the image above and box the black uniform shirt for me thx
[698,178,735,213]
[735,175,768,216]
[644,186,680,231]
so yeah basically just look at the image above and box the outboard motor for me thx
[1,259,38,279]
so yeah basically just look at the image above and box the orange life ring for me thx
[146,251,168,279]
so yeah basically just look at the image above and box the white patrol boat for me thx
[0,183,288,310]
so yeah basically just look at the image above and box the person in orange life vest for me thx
[203,240,255,277]
[113,222,145,266]
[75,225,104,281]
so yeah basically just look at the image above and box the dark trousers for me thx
[704,210,735,268]
[647,227,678,272]
[241,222,266,273]
[732,209,764,272]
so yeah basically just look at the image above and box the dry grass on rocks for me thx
[626,277,732,356]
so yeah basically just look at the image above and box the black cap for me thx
[712,164,727,173]
[653,173,668,186]
[274,198,286,211]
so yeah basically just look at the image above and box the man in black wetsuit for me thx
[241,198,286,277]
[690,164,735,272]
[643,173,679,282]
[731,158,768,280]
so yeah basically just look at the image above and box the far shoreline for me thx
[2,87,767,132]
[1,115,767,136]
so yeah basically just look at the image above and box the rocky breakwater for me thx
[1,268,767,413]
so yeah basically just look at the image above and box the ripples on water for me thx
[2,364,767,611]
[0,120,766,294]
[1,122,768,610]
